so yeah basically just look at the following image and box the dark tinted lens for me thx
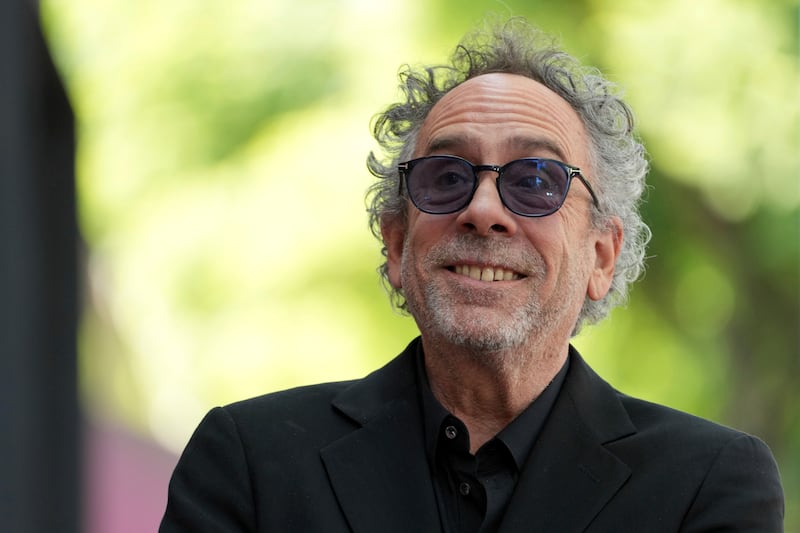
[406,157,475,214]
[499,159,568,215]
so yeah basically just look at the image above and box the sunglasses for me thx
[398,155,599,217]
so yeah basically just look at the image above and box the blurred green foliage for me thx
[42,0,798,528]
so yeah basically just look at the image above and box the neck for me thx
[421,335,568,453]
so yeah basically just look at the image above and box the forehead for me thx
[416,73,589,165]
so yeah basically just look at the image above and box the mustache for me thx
[415,233,545,275]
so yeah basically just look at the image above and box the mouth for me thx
[448,264,525,282]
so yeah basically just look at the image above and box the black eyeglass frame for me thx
[398,155,600,217]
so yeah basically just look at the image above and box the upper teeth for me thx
[454,265,521,281]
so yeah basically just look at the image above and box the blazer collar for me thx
[321,338,441,533]
[499,346,637,532]
[322,340,637,533]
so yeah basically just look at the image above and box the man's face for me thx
[382,73,621,354]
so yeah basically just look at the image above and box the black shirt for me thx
[416,345,569,533]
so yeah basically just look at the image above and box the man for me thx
[161,19,784,532]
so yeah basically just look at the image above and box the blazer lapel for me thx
[500,349,636,532]
[321,340,441,533]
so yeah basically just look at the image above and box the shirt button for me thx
[444,425,458,439]
[459,482,471,496]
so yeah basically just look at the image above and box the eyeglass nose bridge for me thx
[472,164,503,177]
[468,164,506,206]
[470,164,511,207]
[471,165,504,200]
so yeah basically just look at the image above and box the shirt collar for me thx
[415,341,570,469]
[496,355,569,467]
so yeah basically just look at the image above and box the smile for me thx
[450,264,524,281]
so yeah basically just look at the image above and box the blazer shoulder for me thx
[226,379,358,416]
[567,349,779,482]
[613,393,782,491]
[564,350,738,449]
[218,379,361,444]
[618,395,784,530]
[618,393,746,446]
[215,340,421,447]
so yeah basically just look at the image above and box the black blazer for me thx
[160,339,784,532]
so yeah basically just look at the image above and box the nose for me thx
[456,173,518,236]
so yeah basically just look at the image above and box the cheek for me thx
[405,216,450,253]
[522,223,591,289]
[520,221,564,268]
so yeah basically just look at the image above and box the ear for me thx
[587,217,623,301]
[381,216,406,289]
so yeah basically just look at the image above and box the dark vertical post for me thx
[0,1,79,532]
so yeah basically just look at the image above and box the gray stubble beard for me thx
[400,234,554,366]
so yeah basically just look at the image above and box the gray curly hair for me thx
[366,18,650,333]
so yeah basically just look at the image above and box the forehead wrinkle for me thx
[417,74,589,165]
[426,134,569,163]
[508,136,569,162]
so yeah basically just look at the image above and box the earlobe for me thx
[381,217,406,289]
[587,217,623,301]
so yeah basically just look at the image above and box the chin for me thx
[432,314,531,353]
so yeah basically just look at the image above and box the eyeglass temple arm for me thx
[571,169,600,208]
[397,163,409,195]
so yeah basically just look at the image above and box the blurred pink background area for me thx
[85,420,177,533]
